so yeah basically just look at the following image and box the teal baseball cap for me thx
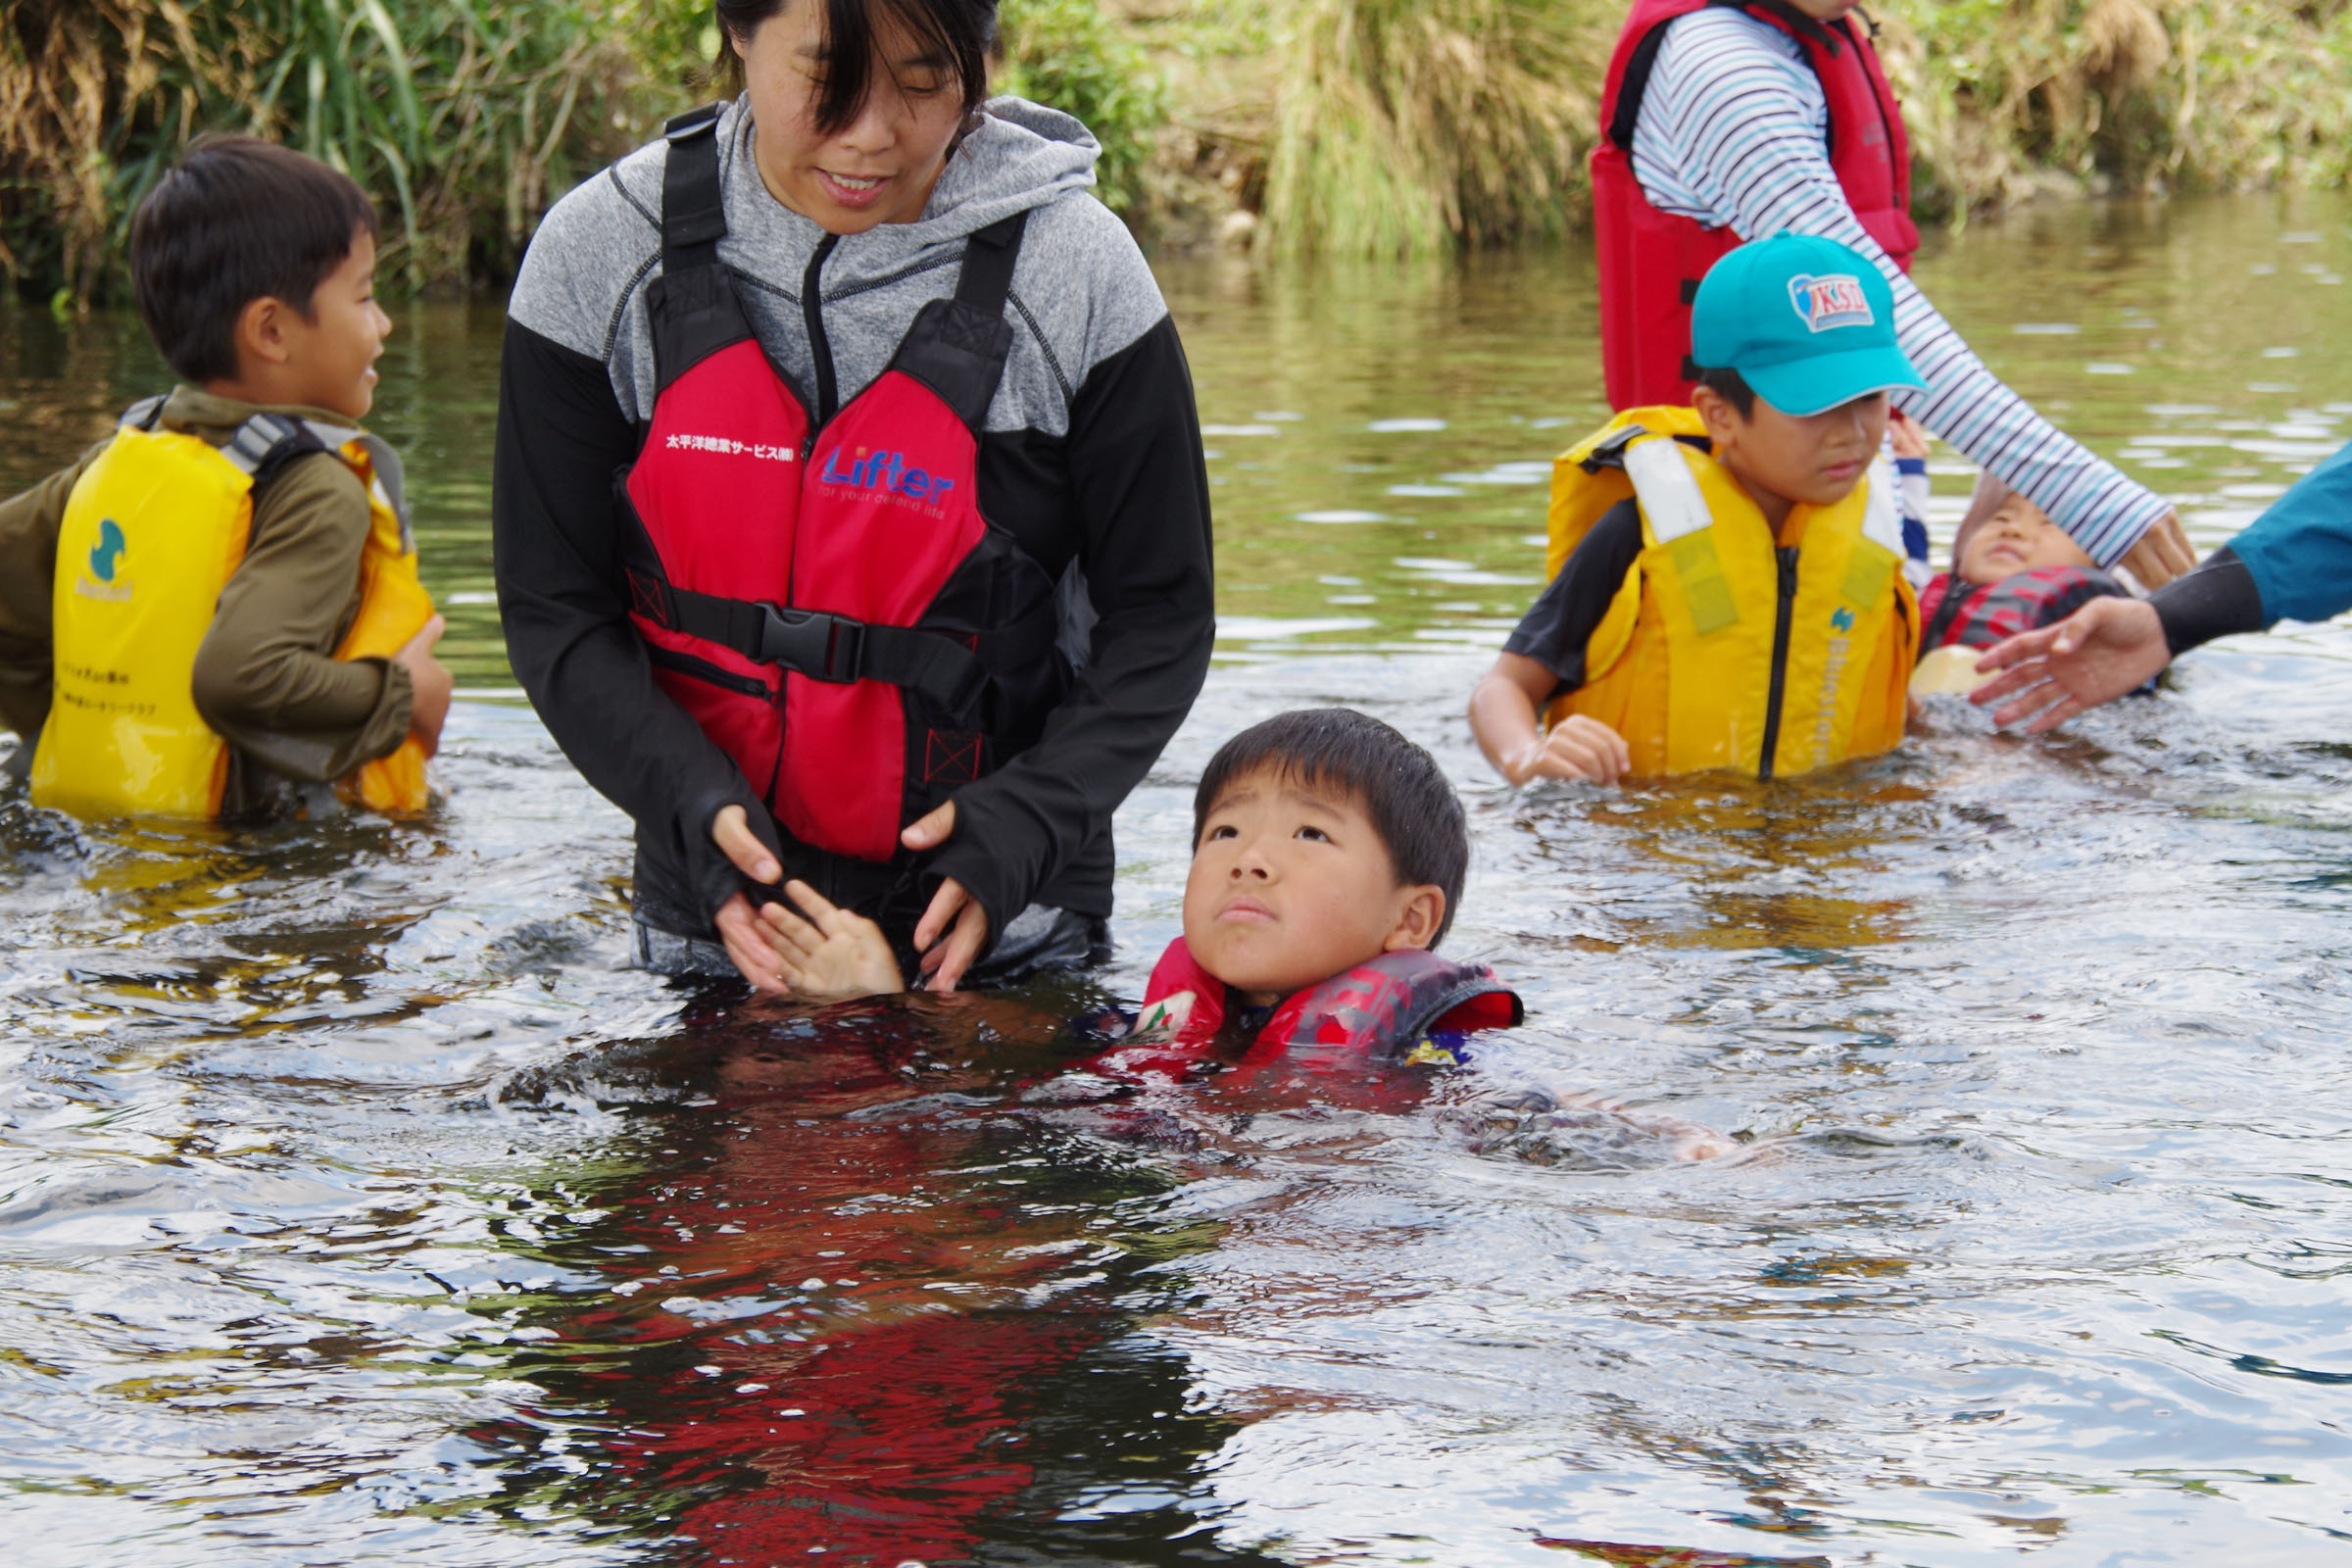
[1690,231,1927,417]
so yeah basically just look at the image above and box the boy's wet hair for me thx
[130,136,377,386]
[1694,365,1758,418]
[1193,708,1469,947]
[715,0,998,134]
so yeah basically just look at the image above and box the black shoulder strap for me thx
[955,210,1029,315]
[1921,576,1975,651]
[661,104,728,272]
[884,211,1032,431]
[1579,423,1647,474]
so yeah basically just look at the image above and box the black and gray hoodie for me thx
[494,97,1215,950]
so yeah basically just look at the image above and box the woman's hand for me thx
[1969,594,2170,731]
[710,803,788,993]
[2119,510,2195,589]
[1506,714,1632,787]
[902,801,990,994]
[759,880,905,1000]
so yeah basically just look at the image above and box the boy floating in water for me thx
[1907,472,2135,697]
[0,136,447,819]
[1470,232,1926,785]
[755,707,1727,1159]
[760,709,1521,1061]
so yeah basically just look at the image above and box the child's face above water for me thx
[1701,388,1889,516]
[1959,495,2094,585]
[1183,768,1444,1007]
[280,230,392,418]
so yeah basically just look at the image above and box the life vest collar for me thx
[1084,936,1523,1086]
[132,395,414,552]
[1597,414,1907,561]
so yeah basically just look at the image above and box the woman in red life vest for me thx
[1591,0,2194,587]
[494,0,1214,993]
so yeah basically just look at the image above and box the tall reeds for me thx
[1260,0,1605,258]
[1883,0,2352,213]
[6,0,2350,292]
[1252,0,2352,257]
[0,0,649,306]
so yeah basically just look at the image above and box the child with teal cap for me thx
[1471,231,1931,784]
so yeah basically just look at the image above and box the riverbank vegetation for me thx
[0,0,649,306]
[6,0,2351,303]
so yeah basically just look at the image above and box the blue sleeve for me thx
[2230,440,2352,626]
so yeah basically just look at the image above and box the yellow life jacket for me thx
[1542,406,1917,779]
[29,398,435,819]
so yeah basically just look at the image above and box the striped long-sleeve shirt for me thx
[1629,7,2169,566]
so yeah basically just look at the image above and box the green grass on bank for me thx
[0,0,657,307]
[6,0,2351,301]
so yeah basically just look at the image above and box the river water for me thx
[2,195,2348,1566]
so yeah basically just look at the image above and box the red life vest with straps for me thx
[1592,0,1919,411]
[1919,565,2130,652]
[617,106,1068,873]
[1082,936,1524,1087]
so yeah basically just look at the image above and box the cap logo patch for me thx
[1788,272,1874,333]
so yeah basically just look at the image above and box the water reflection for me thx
[3,194,2352,1563]
[455,1003,1257,1564]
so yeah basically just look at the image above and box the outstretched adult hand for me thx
[902,801,990,994]
[2119,510,2195,589]
[710,803,788,994]
[1969,594,2171,732]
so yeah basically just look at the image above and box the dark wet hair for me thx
[1193,709,1470,948]
[129,135,377,386]
[1694,365,1758,418]
[715,0,998,134]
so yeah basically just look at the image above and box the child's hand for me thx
[759,879,906,1001]
[1507,714,1631,787]
[1887,407,1930,461]
[395,613,452,757]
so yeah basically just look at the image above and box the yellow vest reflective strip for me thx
[30,407,432,818]
[1543,409,1917,779]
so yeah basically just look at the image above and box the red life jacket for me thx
[1592,0,1920,411]
[616,106,1067,873]
[1082,936,1524,1087]
[1919,565,2129,652]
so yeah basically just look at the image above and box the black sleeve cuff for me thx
[686,784,779,927]
[925,798,1029,962]
[2149,548,2267,658]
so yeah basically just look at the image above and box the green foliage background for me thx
[4,0,2351,300]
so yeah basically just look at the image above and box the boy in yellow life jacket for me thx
[1470,232,1927,784]
[0,136,449,819]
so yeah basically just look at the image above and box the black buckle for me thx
[757,606,864,682]
[1580,424,1646,474]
